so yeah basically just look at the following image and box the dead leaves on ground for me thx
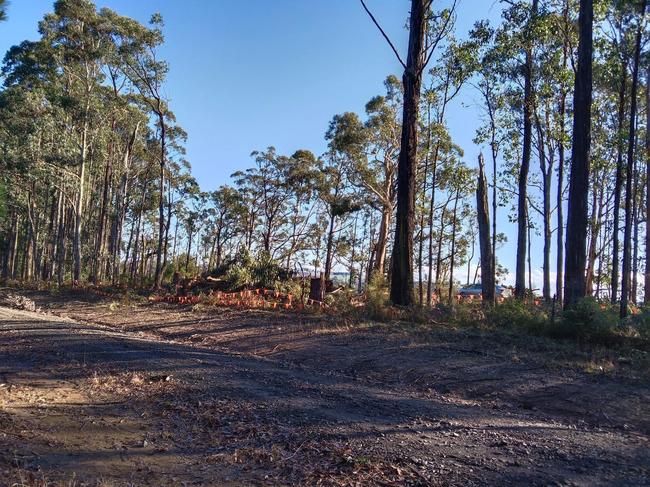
[80,371,431,485]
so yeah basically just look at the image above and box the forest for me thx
[0,1,649,486]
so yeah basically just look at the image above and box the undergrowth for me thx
[451,297,650,350]
[333,286,649,352]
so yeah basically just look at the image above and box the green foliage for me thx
[624,307,650,340]
[364,273,392,321]
[163,255,200,281]
[449,301,486,329]
[251,251,282,290]
[447,297,650,349]
[486,299,549,335]
[0,180,6,221]
[223,247,254,290]
[219,248,295,292]
[324,288,358,317]
[557,298,620,343]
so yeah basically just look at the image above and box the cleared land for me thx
[0,291,648,486]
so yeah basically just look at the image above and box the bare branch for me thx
[420,0,458,74]
[359,0,407,70]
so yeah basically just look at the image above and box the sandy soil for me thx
[0,290,649,486]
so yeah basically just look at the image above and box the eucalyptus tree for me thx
[360,0,457,306]
[322,119,364,282]
[445,162,475,304]
[416,38,478,305]
[645,64,650,303]
[232,147,316,260]
[530,5,573,302]
[38,0,116,283]
[326,77,403,279]
[564,0,594,308]
[0,0,188,287]
[605,0,638,304]
[553,0,575,305]
[207,186,245,271]
[494,0,540,298]
[424,130,464,303]
[117,12,174,289]
[357,77,401,277]
[620,0,647,317]
[280,150,321,268]
[472,21,510,301]
[182,190,207,273]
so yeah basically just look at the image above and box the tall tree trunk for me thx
[153,113,166,289]
[348,214,358,288]
[645,64,650,303]
[185,229,193,272]
[73,121,88,284]
[447,188,460,305]
[632,161,641,303]
[527,204,532,294]
[324,212,336,283]
[418,101,432,305]
[426,158,439,306]
[434,200,449,295]
[490,113,498,293]
[111,123,139,284]
[43,189,59,281]
[535,111,553,301]
[57,207,69,286]
[477,153,495,304]
[373,207,391,276]
[390,0,427,306]
[612,62,628,303]
[586,185,603,294]
[564,0,593,308]
[26,185,40,282]
[92,153,112,283]
[620,0,646,318]
[2,215,17,279]
[556,8,569,305]
[162,187,173,274]
[515,0,539,299]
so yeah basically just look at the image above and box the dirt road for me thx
[0,304,648,486]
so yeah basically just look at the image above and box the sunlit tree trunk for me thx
[390,0,427,306]
[477,153,495,304]
[153,113,167,289]
[447,187,460,305]
[516,0,539,299]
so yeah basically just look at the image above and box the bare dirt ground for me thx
[0,290,649,486]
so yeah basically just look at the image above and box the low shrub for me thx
[324,288,358,316]
[624,306,650,341]
[485,299,549,335]
[556,297,620,344]
[364,273,394,321]
[449,301,487,328]
[220,248,291,292]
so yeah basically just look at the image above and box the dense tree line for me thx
[0,0,649,317]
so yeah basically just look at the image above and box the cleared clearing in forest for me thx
[0,295,648,486]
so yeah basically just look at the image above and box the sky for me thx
[0,0,553,290]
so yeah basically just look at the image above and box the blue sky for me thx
[1,1,550,288]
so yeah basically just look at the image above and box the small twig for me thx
[280,440,307,463]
